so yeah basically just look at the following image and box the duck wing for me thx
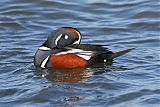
[67,44,133,63]
[68,44,109,52]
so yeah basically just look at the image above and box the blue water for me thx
[0,0,160,106]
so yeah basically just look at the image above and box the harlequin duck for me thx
[34,27,133,69]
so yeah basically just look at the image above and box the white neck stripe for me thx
[39,46,51,50]
[41,56,50,68]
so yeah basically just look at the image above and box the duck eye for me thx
[64,35,68,39]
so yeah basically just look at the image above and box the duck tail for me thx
[111,48,134,59]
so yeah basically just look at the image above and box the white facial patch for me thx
[55,34,63,45]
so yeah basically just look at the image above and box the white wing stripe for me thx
[56,49,93,55]
[55,48,93,60]
[77,54,92,60]
[39,46,51,50]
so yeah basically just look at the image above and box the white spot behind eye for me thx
[64,35,68,39]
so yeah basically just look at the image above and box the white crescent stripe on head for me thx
[74,30,81,44]
[75,30,81,38]
[41,56,50,68]
[55,34,63,45]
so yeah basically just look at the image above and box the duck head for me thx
[42,27,81,49]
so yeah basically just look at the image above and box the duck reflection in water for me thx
[36,61,113,82]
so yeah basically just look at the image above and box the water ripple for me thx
[0,0,160,106]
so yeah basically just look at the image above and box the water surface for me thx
[0,0,160,106]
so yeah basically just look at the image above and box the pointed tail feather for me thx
[111,48,134,59]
